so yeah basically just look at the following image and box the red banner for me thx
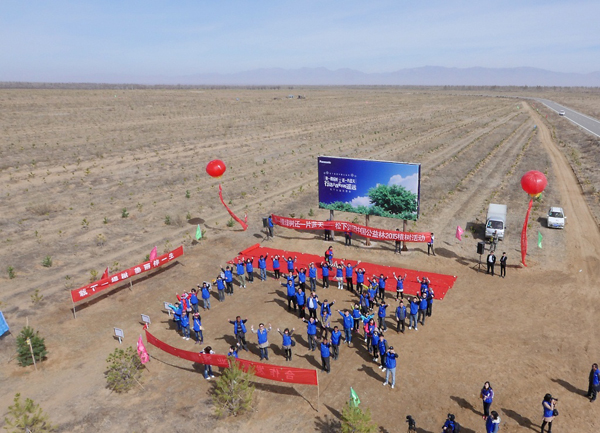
[145,329,318,386]
[219,184,248,231]
[521,199,533,267]
[271,214,431,243]
[71,246,184,303]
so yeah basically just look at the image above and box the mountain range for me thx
[115,66,600,87]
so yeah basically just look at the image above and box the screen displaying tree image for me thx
[317,156,421,221]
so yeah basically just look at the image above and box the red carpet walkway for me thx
[229,244,457,300]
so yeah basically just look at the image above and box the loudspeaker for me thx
[262,217,268,228]
[477,241,485,255]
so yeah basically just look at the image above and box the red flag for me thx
[137,335,149,365]
[521,199,533,267]
[149,246,158,262]
[455,226,464,241]
[101,267,109,280]
[219,184,248,231]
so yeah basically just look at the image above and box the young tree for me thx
[4,393,56,432]
[341,400,377,433]
[105,346,143,393]
[16,326,48,367]
[212,359,255,417]
[367,184,418,218]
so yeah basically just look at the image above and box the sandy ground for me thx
[1,88,599,432]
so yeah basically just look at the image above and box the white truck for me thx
[485,203,507,240]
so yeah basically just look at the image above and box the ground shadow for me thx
[150,354,196,373]
[187,217,205,225]
[536,216,547,228]
[501,407,539,432]
[551,377,586,396]
[296,353,322,369]
[357,364,382,381]
[214,334,238,348]
[323,403,343,420]
[160,319,178,331]
[450,395,482,417]
[465,221,486,241]
[314,414,341,433]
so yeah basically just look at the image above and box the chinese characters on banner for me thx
[271,215,431,243]
[145,328,318,386]
[322,172,358,193]
[70,246,184,303]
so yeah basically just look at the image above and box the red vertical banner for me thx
[219,184,248,231]
[521,199,533,267]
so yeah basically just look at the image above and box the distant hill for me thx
[174,66,600,87]
[3,66,600,87]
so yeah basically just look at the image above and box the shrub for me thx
[121,208,129,218]
[16,326,48,367]
[30,289,43,304]
[308,208,315,217]
[8,266,15,279]
[164,215,171,225]
[213,360,255,417]
[41,256,52,268]
[3,393,56,432]
[89,269,98,282]
[341,400,377,433]
[105,347,143,393]
[226,218,234,227]
[185,190,191,199]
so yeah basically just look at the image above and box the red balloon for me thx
[206,159,226,178]
[521,170,547,196]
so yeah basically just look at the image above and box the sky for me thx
[1,0,599,82]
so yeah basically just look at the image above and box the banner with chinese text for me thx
[70,246,184,303]
[271,214,431,243]
[145,328,318,386]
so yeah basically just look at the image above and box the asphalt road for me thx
[534,98,600,138]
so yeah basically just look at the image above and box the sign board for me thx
[141,314,151,326]
[318,156,421,221]
[114,327,124,344]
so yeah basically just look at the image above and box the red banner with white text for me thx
[145,328,318,386]
[70,246,184,303]
[271,214,431,243]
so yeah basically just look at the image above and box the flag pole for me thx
[72,298,77,319]
[316,369,320,412]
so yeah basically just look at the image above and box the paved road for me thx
[533,98,600,138]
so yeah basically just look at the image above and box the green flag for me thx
[538,231,543,248]
[350,387,360,407]
[196,224,202,240]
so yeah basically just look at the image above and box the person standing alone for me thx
[486,251,496,276]
[500,252,507,278]
[427,233,435,256]
[588,363,600,402]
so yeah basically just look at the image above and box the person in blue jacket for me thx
[296,287,306,319]
[324,246,333,264]
[267,215,274,237]
[228,344,239,359]
[319,336,332,373]
[169,301,182,332]
[215,275,226,302]
[327,325,342,360]
[377,301,389,331]
[201,282,211,310]
[334,262,344,290]
[418,294,428,326]
[286,256,297,274]
[426,286,435,317]
[258,254,269,281]
[383,346,398,388]
[251,322,272,361]
[352,304,362,332]
[271,255,281,279]
[318,298,335,327]
[377,274,388,302]
[277,327,295,361]
[236,259,246,289]
[371,329,380,361]
[307,292,319,320]
[338,309,354,345]
[296,267,307,293]
[485,410,500,433]
[303,317,319,351]
[228,316,249,351]
[245,257,255,283]
[221,266,234,295]
[180,311,190,340]
[442,413,457,432]
[395,300,407,333]
[308,262,318,292]
[321,262,331,288]
[192,312,203,344]
[393,272,407,300]
[355,267,366,294]
[408,296,419,330]
[283,278,298,311]
[377,334,388,370]
[480,381,494,419]
[588,363,600,402]
[541,394,557,433]
[342,260,359,292]
[189,288,199,313]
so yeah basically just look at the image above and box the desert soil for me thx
[1,87,599,432]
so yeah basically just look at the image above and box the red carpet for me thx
[229,244,457,300]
